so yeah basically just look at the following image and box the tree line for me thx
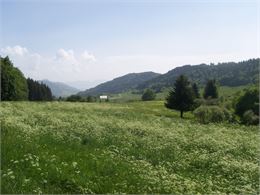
[142,74,259,125]
[1,56,53,101]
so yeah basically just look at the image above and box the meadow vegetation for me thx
[1,101,259,194]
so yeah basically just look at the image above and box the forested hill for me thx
[137,58,259,92]
[78,72,160,96]
[40,80,80,97]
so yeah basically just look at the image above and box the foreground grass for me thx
[1,101,259,194]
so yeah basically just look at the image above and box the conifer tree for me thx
[165,75,194,118]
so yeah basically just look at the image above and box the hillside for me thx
[137,59,259,92]
[40,80,80,97]
[78,72,160,96]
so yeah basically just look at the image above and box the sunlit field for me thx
[1,101,259,194]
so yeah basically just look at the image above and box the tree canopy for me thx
[165,75,194,118]
[142,89,156,101]
[27,78,53,101]
[192,83,200,98]
[1,56,28,100]
[203,80,218,99]
[235,88,259,117]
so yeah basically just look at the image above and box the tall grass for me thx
[1,101,259,194]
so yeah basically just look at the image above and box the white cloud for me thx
[0,46,99,82]
[81,50,96,62]
[0,45,28,56]
[55,48,76,62]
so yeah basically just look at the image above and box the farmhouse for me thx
[100,95,108,101]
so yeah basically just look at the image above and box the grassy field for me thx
[1,101,259,194]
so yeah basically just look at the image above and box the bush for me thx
[241,110,259,125]
[142,89,156,101]
[66,95,82,102]
[193,106,211,124]
[210,106,225,123]
[86,96,96,102]
[194,105,233,124]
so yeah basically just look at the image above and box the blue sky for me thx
[0,0,259,86]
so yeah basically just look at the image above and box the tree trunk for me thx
[180,110,183,118]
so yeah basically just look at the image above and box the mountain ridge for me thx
[137,58,259,92]
[78,71,161,96]
[40,79,80,97]
[77,58,259,96]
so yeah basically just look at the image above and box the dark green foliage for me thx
[86,96,96,102]
[1,56,28,100]
[142,89,156,101]
[203,80,218,99]
[78,59,258,96]
[78,72,160,96]
[165,75,194,118]
[66,95,82,102]
[194,105,233,124]
[27,78,53,101]
[241,110,259,125]
[138,59,259,92]
[192,83,200,98]
[235,88,259,124]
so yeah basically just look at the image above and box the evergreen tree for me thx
[27,78,53,101]
[1,56,28,100]
[235,88,259,117]
[192,83,200,98]
[165,75,194,118]
[203,80,218,99]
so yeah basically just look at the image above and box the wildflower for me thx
[10,175,15,179]
[24,178,30,183]
[7,171,13,175]
[72,162,78,168]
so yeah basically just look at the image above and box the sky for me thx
[0,0,259,88]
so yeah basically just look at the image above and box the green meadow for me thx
[1,101,259,194]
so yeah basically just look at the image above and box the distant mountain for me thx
[40,80,80,97]
[78,72,161,96]
[137,58,259,92]
[67,80,105,90]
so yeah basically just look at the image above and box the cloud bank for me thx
[0,45,97,82]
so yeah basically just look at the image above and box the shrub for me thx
[66,95,82,102]
[241,110,259,125]
[210,106,225,122]
[194,105,233,124]
[142,89,156,101]
[193,106,211,124]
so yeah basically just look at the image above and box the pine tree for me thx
[165,75,194,118]
[203,80,218,99]
[27,78,53,101]
[192,83,200,98]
